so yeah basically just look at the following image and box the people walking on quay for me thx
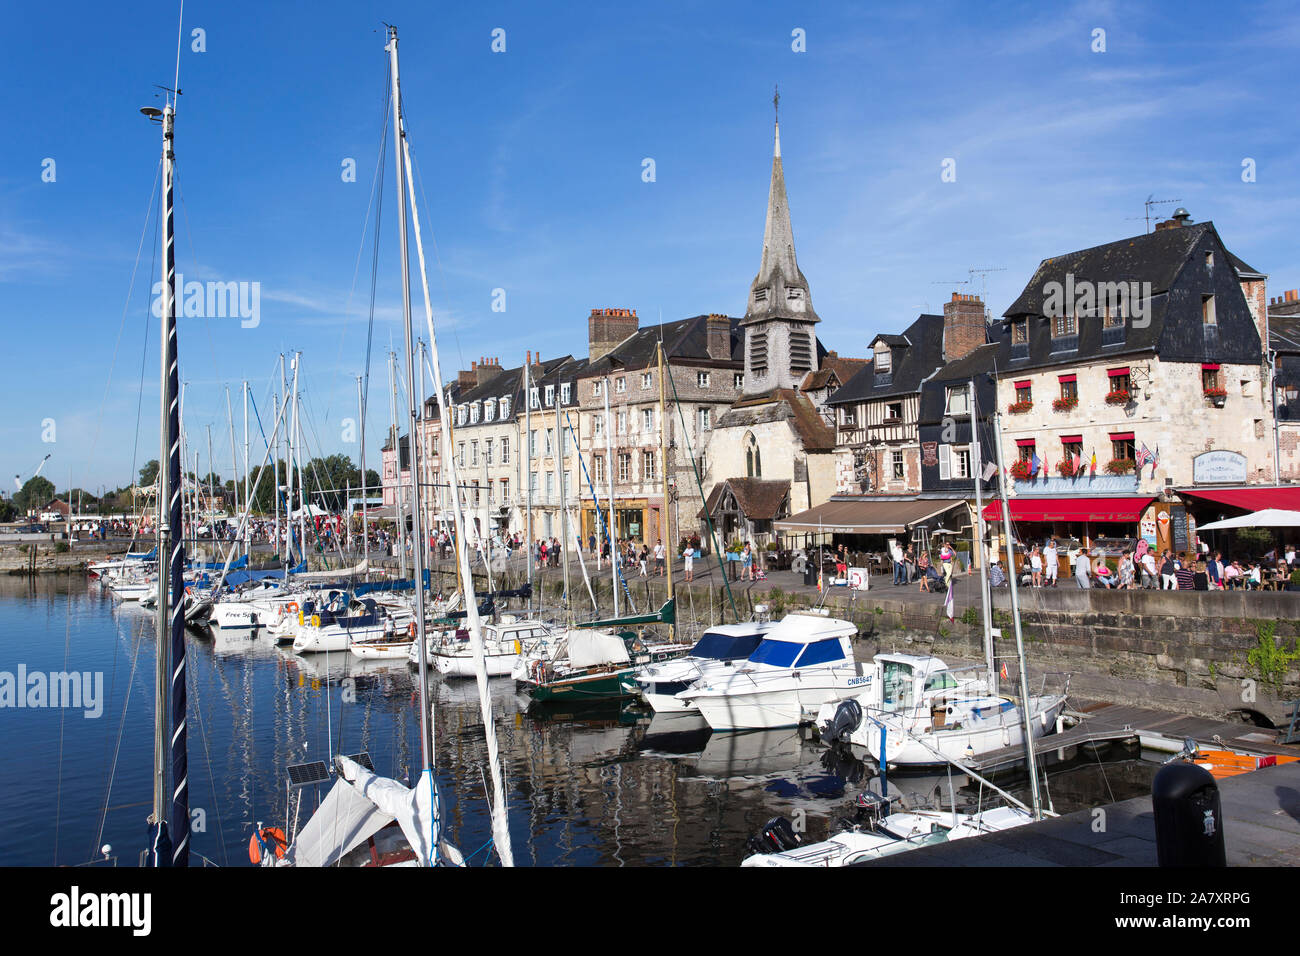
[1043,538,1058,587]
[742,542,754,581]
[682,542,694,582]
[891,540,905,585]
[1074,547,1091,589]
[1030,545,1043,587]
[638,544,649,577]
[939,540,954,585]
[916,548,931,592]
[1118,551,1135,590]
[654,539,665,576]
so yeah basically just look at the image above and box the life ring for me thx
[287,602,299,614]
[248,826,287,864]
[310,614,321,628]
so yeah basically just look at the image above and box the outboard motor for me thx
[822,698,863,746]
[745,816,803,857]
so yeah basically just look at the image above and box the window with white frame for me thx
[470,403,480,424]
[697,371,710,388]
[529,387,540,409]
[545,472,554,497]
[593,415,603,437]
[618,453,631,482]
[616,377,626,393]
[734,373,744,389]
[560,383,570,405]
[593,380,603,397]
[698,407,711,431]
[593,455,605,483]
[643,450,657,481]
[500,477,509,502]
[501,437,510,463]
[458,442,465,467]
[642,408,655,432]
[945,386,970,416]
[485,439,494,464]
[470,441,478,465]
[484,401,495,422]
[544,429,553,456]
[892,450,905,480]
[544,385,555,407]
[529,430,538,457]
[641,372,652,389]
[617,410,627,434]
[500,397,510,418]
[954,446,971,479]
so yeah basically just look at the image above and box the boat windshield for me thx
[746,639,803,668]
[692,631,764,661]
[794,638,846,667]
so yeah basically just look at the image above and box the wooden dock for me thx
[965,701,1296,775]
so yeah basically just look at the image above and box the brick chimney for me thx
[458,362,477,389]
[942,293,986,363]
[476,355,501,386]
[588,307,638,362]
[705,314,731,361]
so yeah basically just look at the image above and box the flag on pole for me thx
[1135,444,1149,469]
[1089,450,1097,477]
[1150,445,1160,475]
[982,461,998,481]
[1072,451,1082,474]
[1040,454,1049,479]
[817,565,823,593]
[944,581,954,621]
[1000,661,1009,680]
[1030,452,1041,478]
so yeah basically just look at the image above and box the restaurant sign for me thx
[921,442,938,467]
[1192,450,1247,484]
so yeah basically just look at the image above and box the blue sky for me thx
[3,0,1298,494]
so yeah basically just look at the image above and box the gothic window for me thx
[745,432,762,478]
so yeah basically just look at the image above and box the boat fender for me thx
[298,611,304,626]
[408,622,416,639]
[311,614,321,628]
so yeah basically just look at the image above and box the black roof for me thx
[827,313,945,405]
[1271,315,1300,354]
[584,315,743,375]
[997,221,1263,370]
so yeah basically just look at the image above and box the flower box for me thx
[1055,458,1077,478]
[1009,459,1034,481]
[1052,396,1078,412]
[1104,389,1131,405]
[1204,387,1227,406]
[1105,458,1135,475]
[1007,400,1033,414]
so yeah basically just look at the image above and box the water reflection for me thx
[1,576,1160,867]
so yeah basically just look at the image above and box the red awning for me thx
[1110,431,1135,440]
[1016,438,1036,447]
[1014,380,1031,388]
[983,496,1155,523]
[1178,487,1300,512]
[1060,434,1083,443]
[1108,367,1130,377]
[1202,363,1220,371]
[1058,374,1077,383]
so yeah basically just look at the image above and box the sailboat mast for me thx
[389,351,406,578]
[970,377,995,695]
[554,373,571,623]
[358,374,368,571]
[242,380,250,561]
[149,95,188,867]
[387,26,433,773]
[992,410,1043,818]
[524,358,532,607]
[657,343,674,642]
[604,374,618,616]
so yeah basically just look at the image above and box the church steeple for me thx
[741,90,820,395]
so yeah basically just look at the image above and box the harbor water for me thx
[0,576,1158,866]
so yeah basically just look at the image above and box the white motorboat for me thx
[633,622,773,713]
[677,614,866,731]
[424,618,559,678]
[741,797,1035,867]
[291,597,395,654]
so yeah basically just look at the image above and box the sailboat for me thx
[261,25,512,866]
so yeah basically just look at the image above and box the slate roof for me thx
[996,220,1264,370]
[584,315,742,376]
[718,388,834,451]
[826,313,946,405]
[700,478,792,521]
[1271,316,1300,354]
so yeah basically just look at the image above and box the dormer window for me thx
[529,387,540,410]
[560,383,571,405]
[874,344,892,373]
[470,403,480,424]
[544,385,555,407]
[500,397,510,418]
[1011,320,1028,344]
[484,401,495,422]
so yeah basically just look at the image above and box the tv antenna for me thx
[1129,195,1182,234]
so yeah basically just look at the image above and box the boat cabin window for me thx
[692,631,764,661]
[881,660,916,713]
[794,638,847,668]
[923,671,957,693]
[746,639,802,668]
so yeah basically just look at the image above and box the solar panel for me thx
[287,760,330,789]
[343,752,374,772]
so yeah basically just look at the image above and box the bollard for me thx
[1151,761,1226,867]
